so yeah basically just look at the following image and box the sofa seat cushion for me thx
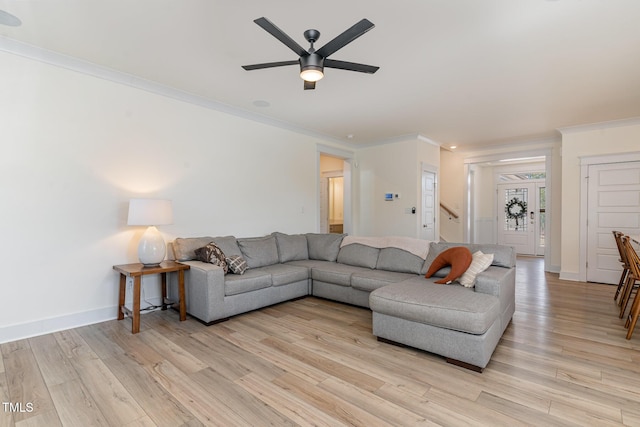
[369,279,500,335]
[224,270,272,296]
[351,270,417,292]
[311,263,372,287]
[259,264,309,287]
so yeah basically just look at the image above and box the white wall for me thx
[559,119,640,280]
[355,138,440,237]
[0,51,326,342]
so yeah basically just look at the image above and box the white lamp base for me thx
[138,226,166,267]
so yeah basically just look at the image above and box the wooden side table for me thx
[113,261,191,334]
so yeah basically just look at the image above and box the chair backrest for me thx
[622,236,640,278]
[613,231,629,267]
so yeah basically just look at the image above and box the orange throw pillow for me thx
[425,246,473,284]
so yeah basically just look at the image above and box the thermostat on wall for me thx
[384,193,393,201]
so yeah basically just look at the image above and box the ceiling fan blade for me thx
[304,80,316,90]
[316,19,375,58]
[242,60,299,71]
[324,59,379,74]
[254,17,308,57]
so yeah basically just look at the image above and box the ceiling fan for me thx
[242,17,379,90]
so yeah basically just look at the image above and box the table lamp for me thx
[127,198,173,267]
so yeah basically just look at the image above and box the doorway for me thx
[319,153,350,234]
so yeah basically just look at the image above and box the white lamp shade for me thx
[127,199,173,226]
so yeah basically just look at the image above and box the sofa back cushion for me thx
[212,236,242,257]
[173,236,215,261]
[237,236,280,268]
[306,233,346,261]
[376,247,424,275]
[272,232,309,262]
[337,244,379,269]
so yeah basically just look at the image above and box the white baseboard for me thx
[546,264,561,274]
[559,271,581,281]
[0,297,164,344]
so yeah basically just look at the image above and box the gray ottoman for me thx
[369,278,503,371]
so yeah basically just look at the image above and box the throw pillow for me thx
[425,246,473,284]
[226,255,248,275]
[194,243,228,274]
[458,251,494,288]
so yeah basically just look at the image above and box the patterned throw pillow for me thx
[226,255,248,275]
[195,243,228,274]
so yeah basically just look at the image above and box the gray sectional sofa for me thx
[168,232,516,371]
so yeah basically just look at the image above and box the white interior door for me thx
[587,161,640,284]
[421,169,436,241]
[498,183,536,255]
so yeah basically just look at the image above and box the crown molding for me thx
[558,116,640,134]
[0,36,351,147]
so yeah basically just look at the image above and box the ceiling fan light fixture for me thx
[300,53,324,82]
[300,67,324,82]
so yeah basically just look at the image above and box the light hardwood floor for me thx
[2,257,640,426]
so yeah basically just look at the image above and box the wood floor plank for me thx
[317,376,435,426]
[260,335,385,393]
[147,359,253,426]
[190,367,296,426]
[71,357,147,426]
[28,334,78,387]
[102,352,202,427]
[271,372,390,426]
[235,372,347,427]
[0,343,58,425]
[47,379,109,427]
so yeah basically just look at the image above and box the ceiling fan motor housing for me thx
[300,53,324,73]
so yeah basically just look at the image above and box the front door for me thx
[498,183,536,255]
[586,161,640,284]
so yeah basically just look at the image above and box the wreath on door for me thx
[505,197,527,228]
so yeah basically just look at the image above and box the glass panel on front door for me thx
[504,188,528,232]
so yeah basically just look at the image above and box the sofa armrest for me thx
[170,260,226,323]
[474,266,514,297]
[474,265,516,331]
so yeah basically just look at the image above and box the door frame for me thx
[463,146,554,270]
[317,144,354,234]
[578,151,640,281]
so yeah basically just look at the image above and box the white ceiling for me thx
[2,0,640,149]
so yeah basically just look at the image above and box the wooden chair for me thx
[612,231,629,303]
[619,236,638,319]
[621,236,640,338]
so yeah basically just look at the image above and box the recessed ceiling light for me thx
[252,100,270,108]
[449,145,457,150]
[347,134,354,139]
